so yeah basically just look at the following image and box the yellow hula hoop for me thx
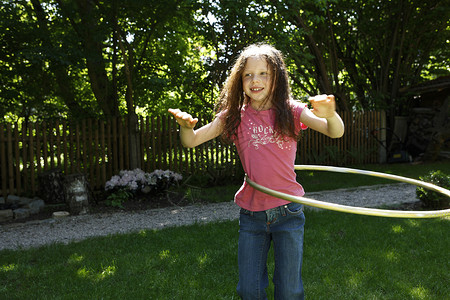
[245,165,450,218]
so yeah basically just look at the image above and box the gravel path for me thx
[0,183,417,251]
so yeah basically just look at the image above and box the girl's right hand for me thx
[168,108,198,129]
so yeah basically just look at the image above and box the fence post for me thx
[1,111,389,198]
[0,124,7,197]
[379,111,387,163]
[127,112,141,169]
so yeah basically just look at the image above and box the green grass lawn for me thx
[1,161,449,299]
[0,212,448,299]
[298,161,450,192]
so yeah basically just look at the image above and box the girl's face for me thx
[242,57,273,110]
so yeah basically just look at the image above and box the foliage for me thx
[416,170,450,209]
[1,0,449,122]
[105,189,132,209]
[105,168,183,207]
[270,0,450,113]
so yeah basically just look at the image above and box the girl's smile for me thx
[242,57,272,110]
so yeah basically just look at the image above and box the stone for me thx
[0,209,13,222]
[64,174,90,215]
[26,199,45,214]
[6,195,31,206]
[53,211,70,218]
[13,208,30,220]
[20,197,34,206]
[38,168,65,204]
[5,195,21,205]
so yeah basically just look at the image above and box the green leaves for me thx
[1,0,448,121]
[417,170,450,209]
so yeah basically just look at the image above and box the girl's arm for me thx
[168,108,224,148]
[300,95,345,138]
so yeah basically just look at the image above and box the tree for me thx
[1,0,448,122]
[191,0,277,109]
[54,0,202,166]
[1,0,205,120]
[268,0,450,115]
[30,0,91,118]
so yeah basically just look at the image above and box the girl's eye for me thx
[245,73,252,77]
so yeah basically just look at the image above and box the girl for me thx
[169,43,344,300]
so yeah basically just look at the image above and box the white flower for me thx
[105,168,183,191]
[129,181,139,191]
[147,175,157,185]
[173,173,183,181]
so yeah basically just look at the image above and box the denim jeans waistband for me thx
[240,203,303,224]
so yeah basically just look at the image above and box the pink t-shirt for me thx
[233,100,308,211]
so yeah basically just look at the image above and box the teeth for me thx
[251,88,263,91]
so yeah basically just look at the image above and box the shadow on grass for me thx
[303,211,449,299]
[0,211,448,299]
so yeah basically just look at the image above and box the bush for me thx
[104,169,183,208]
[416,170,450,209]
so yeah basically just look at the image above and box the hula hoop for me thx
[245,165,450,218]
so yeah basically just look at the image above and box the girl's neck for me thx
[250,99,272,111]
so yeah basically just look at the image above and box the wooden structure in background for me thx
[0,111,383,197]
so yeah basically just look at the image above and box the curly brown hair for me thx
[215,43,298,143]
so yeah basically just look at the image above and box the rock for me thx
[52,211,70,218]
[38,168,65,204]
[0,197,7,210]
[0,195,46,220]
[22,197,34,205]
[26,199,45,214]
[6,195,31,206]
[64,174,90,215]
[0,209,13,222]
[5,195,21,205]
[13,208,30,220]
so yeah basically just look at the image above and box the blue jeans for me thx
[237,202,305,300]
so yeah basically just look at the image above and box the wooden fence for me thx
[0,111,384,198]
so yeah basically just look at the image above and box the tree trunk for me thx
[30,0,90,118]
[128,112,141,169]
[118,28,141,169]
[57,0,119,118]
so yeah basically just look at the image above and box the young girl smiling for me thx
[169,43,344,299]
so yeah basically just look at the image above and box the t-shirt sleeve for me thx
[292,100,308,131]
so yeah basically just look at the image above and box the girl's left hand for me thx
[308,94,336,119]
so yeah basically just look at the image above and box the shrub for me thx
[104,169,183,207]
[416,170,450,209]
[105,189,132,208]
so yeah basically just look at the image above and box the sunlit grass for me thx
[0,213,448,299]
[1,161,449,298]
[298,161,450,192]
